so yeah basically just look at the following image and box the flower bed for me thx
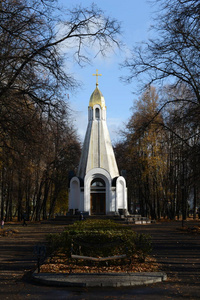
[43,219,159,274]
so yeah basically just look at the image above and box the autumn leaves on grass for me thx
[42,219,158,274]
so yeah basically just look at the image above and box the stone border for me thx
[32,271,167,287]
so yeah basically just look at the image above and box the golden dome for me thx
[89,86,106,108]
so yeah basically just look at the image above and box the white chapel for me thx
[69,70,127,215]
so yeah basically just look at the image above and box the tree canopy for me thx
[0,0,122,221]
[118,0,200,220]
[0,0,121,141]
[123,0,200,103]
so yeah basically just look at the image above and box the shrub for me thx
[46,219,152,262]
[133,233,152,262]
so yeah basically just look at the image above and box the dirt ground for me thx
[0,220,200,299]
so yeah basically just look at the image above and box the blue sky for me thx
[58,0,155,142]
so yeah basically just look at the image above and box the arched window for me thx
[95,108,100,119]
[91,178,105,187]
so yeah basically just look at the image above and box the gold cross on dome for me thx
[93,69,102,86]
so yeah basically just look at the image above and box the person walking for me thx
[22,214,27,226]
[1,220,4,229]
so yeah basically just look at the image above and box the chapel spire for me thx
[69,71,127,216]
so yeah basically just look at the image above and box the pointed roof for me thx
[89,86,106,108]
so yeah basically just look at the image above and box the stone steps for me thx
[43,214,152,225]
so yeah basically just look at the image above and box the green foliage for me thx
[54,189,69,214]
[46,219,152,262]
[132,233,153,262]
[68,219,121,231]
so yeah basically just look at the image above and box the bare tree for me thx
[0,0,121,142]
[122,0,200,103]
[0,0,121,221]
[121,0,200,220]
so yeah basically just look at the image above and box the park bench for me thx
[71,239,127,263]
[71,253,126,262]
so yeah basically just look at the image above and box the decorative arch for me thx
[84,168,112,214]
[93,104,101,120]
[90,177,106,214]
[69,177,80,210]
[116,176,127,210]
[95,107,100,119]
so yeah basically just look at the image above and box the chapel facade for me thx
[69,70,127,215]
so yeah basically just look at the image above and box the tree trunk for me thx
[193,184,197,219]
[35,180,44,221]
[42,179,51,220]
[1,168,5,221]
[17,175,24,221]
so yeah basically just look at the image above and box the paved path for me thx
[0,221,200,299]
[134,221,200,299]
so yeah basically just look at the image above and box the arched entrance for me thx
[90,178,106,215]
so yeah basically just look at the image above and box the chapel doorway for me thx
[90,178,106,215]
